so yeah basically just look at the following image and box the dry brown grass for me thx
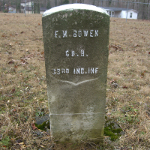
[0,13,150,149]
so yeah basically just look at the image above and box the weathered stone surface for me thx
[42,4,110,143]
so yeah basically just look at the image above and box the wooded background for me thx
[0,0,150,20]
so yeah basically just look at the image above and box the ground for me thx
[0,13,150,149]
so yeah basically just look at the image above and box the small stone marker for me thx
[42,4,110,143]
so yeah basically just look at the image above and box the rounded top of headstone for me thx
[43,3,108,17]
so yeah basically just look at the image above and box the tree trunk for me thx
[142,0,147,19]
[93,0,95,5]
[47,0,51,9]
[34,0,40,14]
[63,0,69,4]
[16,0,21,13]
[55,0,57,6]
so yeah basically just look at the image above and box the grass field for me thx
[0,13,150,149]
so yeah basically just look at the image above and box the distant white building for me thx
[8,6,16,13]
[102,7,138,19]
[21,0,32,7]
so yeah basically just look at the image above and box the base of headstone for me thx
[47,78,106,144]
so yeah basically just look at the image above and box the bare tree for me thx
[93,0,95,5]
[16,0,21,13]
[34,0,40,13]
[55,0,57,6]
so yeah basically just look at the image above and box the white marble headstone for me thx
[42,4,110,143]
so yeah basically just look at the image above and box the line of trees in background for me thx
[0,0,69,13]
[0,0,149,20]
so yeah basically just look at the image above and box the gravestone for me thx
[42,4,110,143]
